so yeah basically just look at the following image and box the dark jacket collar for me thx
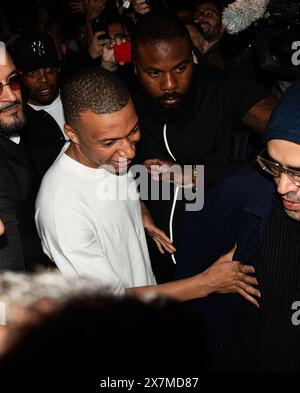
[244,174,276,220]
[0,134,36,170]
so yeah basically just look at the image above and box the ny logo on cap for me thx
[31,40,46,57]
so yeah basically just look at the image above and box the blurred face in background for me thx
[194,2,224,43]
[22,66,60,106]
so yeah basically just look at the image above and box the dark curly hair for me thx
[131,12,192,58]
[61,67,130,126]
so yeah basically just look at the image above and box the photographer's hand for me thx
[85,0,106,20]
[101,36,127,70]
[88,31,110,59]
[132,0,151,15]
[69,0,85,14]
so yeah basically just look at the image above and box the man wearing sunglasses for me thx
[0,46,50,271]
[175,80,300,372]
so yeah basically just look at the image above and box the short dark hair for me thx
[132,12,192,58]
[61,68,130,126]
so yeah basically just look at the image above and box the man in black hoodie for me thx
[131,13,277,282]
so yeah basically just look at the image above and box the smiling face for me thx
[194,2,224,43]
[134,38,193,110]
[22,66,60,106]
[65,99,140,174]
[268,139,300,221]
[0,53,25,137]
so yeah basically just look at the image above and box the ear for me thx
[64,124,79,144]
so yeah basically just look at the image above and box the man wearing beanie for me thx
[11,32,68,174]
[175,80,300,373]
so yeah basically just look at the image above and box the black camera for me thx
[254,0,300,79]
[268,0,300,25]
[256,27,300,78]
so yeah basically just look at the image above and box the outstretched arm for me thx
[127,245,261,307]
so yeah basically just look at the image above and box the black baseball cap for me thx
[12,32,60,72]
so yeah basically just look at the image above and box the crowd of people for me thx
[0,0,299,375]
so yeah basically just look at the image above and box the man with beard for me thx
[35,67,260,306]
[0,47,50,271]
[131,12,277,282]
[12,32,68,174]
[176,79,300,372]
[193,1,225,69]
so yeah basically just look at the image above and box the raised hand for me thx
[88,31,110,59]
[69,0,85,14]
[101,35,128,70]
[86,0,107,20]
[132,0,151,15]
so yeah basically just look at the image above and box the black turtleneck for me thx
[236,198,300,372]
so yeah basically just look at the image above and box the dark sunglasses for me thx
[0,74,21,96]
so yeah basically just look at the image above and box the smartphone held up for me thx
[114,41,132,63]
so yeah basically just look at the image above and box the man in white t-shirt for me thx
[35,68,260,303]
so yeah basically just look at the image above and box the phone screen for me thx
[114,41,132,63]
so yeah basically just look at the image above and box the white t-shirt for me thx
[29,95,68,140]
[35,145,156,295]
